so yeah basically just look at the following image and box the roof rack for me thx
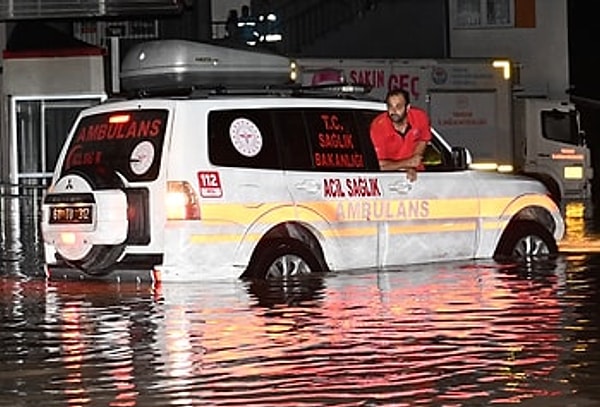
[120,39,297,95]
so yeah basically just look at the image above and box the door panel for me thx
[286,171,383,270]
[379,170,479,267]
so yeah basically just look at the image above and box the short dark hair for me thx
[385,88,410,105]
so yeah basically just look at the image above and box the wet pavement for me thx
[2,194,600,406]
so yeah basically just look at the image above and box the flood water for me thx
[2,192,600,406]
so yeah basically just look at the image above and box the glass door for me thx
[10,95,105,188]
[8,95,105,233]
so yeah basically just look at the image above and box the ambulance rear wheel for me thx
[252,239,324,280]
[68,244,125,276]
[494,220,557,261]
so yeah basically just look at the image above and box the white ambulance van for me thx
[40,40,565,283]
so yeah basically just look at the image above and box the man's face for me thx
[386,94,408,123]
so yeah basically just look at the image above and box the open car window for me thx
[423,130,464,172]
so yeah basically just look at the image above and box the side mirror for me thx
[451,147,471,170]
[579,130,586,146]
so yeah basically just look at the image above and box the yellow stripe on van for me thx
[482,220,510,230]
[192,195,553,231]
[388,221,478,235]
[186,194,554,246]
[190,233,263,244]
[480,195,559,217]
[196,195,555,224]
[321,226,378,237]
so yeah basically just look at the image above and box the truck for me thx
[298,57,592,203]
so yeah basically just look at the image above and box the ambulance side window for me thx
[354,110,381,171]
[208,110,280,169]
[422,142,445,169]
[303,109,379,172]
[422,136,456,171]
[272,109,312,170]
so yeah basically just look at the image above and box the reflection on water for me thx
[3,196,600,405]
[2,258,600,406]
[0,187,45,277]
[560,200,600,253]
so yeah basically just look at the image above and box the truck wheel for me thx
[250,239,324,280]
[494,220,557,261]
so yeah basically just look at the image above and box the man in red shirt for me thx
[370,88,432,181]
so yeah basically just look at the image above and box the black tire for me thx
[60,169,126,276]
[494,220,558,261]
[250,239,325,280]
[68,244,126,276]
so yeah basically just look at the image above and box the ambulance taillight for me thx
[166,181,200,220]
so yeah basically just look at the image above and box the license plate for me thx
[49,205,93,224]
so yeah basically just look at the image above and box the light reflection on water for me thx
[2,196,600,405]
[1,258,600,406]
[0,190,45,277]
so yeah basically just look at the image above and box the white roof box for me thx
[120,39,296,94]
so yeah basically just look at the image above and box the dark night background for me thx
[568,1,600,206]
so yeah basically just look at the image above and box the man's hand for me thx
[406,168,417,182]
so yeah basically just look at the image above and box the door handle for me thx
[389,180,412,194]
[295,179,321,194]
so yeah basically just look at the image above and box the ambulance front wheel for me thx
[494,220,557,261]
[250,239,325,280]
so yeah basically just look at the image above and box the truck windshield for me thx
[541,109,580,145]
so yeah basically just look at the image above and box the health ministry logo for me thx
[431,67,448,85]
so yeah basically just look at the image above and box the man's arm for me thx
[378,140,428,171]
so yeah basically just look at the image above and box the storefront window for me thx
[453,0,513,28]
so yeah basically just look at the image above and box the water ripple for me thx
[2,255,600,405]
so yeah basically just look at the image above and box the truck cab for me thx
[513,97,591,202]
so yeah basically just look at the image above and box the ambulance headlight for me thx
[497,164,514,173]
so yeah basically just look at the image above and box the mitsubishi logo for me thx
[66,179,73,190]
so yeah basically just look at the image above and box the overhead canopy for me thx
[2,22,106,95]
[4,21,104,58]
[0,0,182,21]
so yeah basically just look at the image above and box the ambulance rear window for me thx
[60,109,168,184]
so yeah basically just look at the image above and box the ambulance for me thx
[40,40,565,282]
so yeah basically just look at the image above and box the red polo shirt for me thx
[369,107,432,167]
